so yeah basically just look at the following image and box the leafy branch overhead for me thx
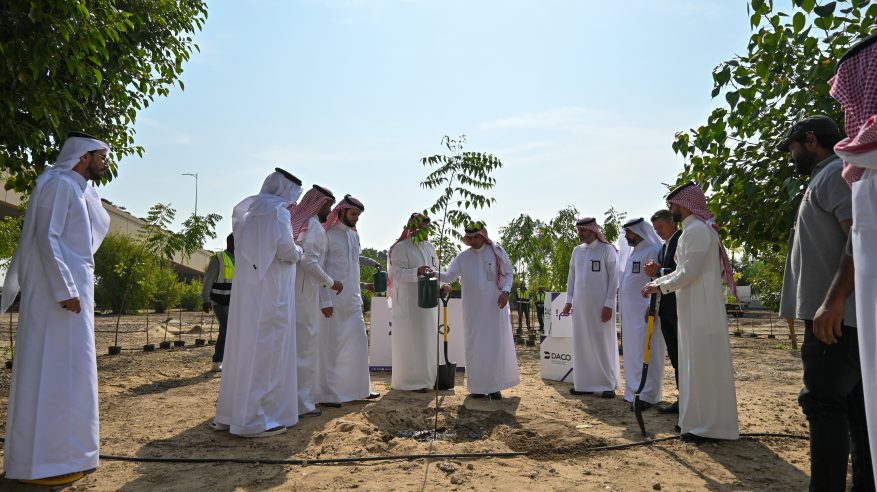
[0,1,208,192]
[419,135,503,244]
[672,0,876,254]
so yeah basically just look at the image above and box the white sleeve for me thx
[656,228,711,294]
[299,224,333,287]
[565,249,576,305]
[604,247,619,309]
[34,179,80,302]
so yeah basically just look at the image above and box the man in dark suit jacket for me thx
[645,209,682,414]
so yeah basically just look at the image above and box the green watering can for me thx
[417,275,439,309]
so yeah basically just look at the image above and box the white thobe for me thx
[389,238,439,390]
[4,172,106,479]
[215,205,302,435]
[620,242,665,404]
[566,241,621,393]
[655,216,739,440]
[851,169,877,474]
[294,217,334,413]
[440,244,520,394]
[316,223,372,403]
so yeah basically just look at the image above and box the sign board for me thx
[369,296,467,371]
[540,335,575,382]
[543,292,572,338]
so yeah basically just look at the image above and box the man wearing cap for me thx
[213,168,303,438]
[316,195,381,407]
[388,213,439,393]
[202,233,235,373]
[644,209,683,414]
[820,34,877,486]
[776,115,871,490]
[439,224,519,399]
[1,133,111,485]
[290,185,343,417]
[618,217,665,409]
[643,183,739,443]
[561,218,621,399]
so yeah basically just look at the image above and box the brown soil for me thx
[0,311,819,491]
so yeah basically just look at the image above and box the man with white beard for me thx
[439,224,519,399]
[316,195,381,407]
[618,217,665,409]
[561,217,621,399]
[290,185,343,417]
[213,168,303,438]
[2,132,111,486]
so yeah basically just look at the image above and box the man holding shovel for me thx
[440,224,519,399]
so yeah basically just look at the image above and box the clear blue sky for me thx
[101,0,754,252]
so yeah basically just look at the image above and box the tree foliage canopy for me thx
[673,0,876,254]
[0,0,208,191]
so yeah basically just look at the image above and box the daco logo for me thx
[543,351,571,361]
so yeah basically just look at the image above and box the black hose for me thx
[0,433,808,466]
[99,451,527,465]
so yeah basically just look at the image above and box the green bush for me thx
[95,234,154,313]
[152,267,181,313]
[179,279,203,311]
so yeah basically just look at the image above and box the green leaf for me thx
[793,11,806,32]
[813,1,836,17]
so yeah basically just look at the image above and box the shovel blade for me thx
[436,363,457,390]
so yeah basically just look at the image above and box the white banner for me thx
[543,292,572,338]
[540,336,575,382]
[369,296,467,371]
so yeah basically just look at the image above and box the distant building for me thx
[0,185,212,280]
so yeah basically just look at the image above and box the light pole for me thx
[181,173,198,216]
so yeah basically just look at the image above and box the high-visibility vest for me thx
[517,287,530,303]
[210,251,235,305]
[534,291,545,304]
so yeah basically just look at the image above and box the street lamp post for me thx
[181,173,198,216]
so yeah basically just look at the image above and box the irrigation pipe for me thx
[0,433,807,466]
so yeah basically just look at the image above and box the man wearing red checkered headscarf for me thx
[560,217,622,400]
[439,224,520,399]
[824,33,877,481]
[643,183,739,443]
[315,194,381,407]
[290,185,342,417]
[388,213,440,392]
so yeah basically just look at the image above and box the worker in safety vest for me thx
[535,286,546,333]
[202,233,235,372]
[515,282,531,331]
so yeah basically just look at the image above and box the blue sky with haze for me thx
[101,0,756,251]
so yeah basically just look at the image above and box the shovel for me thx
[435,290,456,390]
[634,292,661,437]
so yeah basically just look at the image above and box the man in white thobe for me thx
[316,195,380,407]
[619,217,665,407]
[822,35,877,479]
[388,213,439,392]
[561,217,621,399]
[439,225,519,399]
[2,132,111,485]
[213,168,303,438]
[290,184,342,417]
[644,182,739,442]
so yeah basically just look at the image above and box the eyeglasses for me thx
[89,151,109,162]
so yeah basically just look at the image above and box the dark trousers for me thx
[799,320,873,492]
[517,302,531,329]
[536,303,545,332]
[212,303,230,363]
[659,313,679,389]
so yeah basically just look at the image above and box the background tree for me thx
[672,0,876,254]
[0,0,208,191]
[601,207,627,245]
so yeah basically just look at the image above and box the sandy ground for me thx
[0,311,822,491]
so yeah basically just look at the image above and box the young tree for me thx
[0,1,208,192]
[419,135,503,262]
[672,0,876,254]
